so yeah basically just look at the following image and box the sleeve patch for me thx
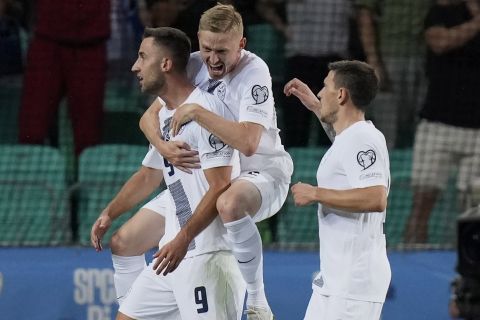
[208,134,226,152]
[357,150,376,170]
[251,85,269,104]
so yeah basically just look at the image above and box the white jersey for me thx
[187,50,293,183]
[142,88,239,258]
[313,121,391,303]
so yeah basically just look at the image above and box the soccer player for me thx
[115,27,246,319]
[285,60,391,320]
[137,4,292,319]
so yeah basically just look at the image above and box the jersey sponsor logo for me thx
[357,149,376,170]
[251,84,269,104]
[208,134,227,152]
[247,171,260,176]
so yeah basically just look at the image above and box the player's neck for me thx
[160,76,195,110]
[333,106,365,135]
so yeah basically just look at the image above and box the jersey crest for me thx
[216,82,226,101]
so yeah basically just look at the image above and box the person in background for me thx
[281,0,352,148]
[355,0,432,148]
[0,0,27,143]
[404,0,480,244]
[18,0,110,156]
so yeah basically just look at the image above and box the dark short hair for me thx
[143,27,191,72]
[328,60,378,111]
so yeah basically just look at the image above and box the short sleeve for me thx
[341,140,388,189]
[142,145,164,170]
[198,126,235,170]
[238,65,274,129]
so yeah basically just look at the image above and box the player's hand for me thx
[171,103,200,136]
[161,140,200,174]
[152,232,190,276]
[283,78,320,112]
[291,182,317,206]
[90,212,112,251]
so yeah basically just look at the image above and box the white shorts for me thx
[411,120,480,191]
[119,251,246,320]
[142,189,170,216]
[235,171,289,222]
[144,173,289,222]
[304,290,383,320]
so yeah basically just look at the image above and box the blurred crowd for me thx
[0,0,433,151]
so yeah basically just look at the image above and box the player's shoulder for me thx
[346,122,388,151]
[192,87,226,114]
[187,52,206,79]
[232,50,270,78]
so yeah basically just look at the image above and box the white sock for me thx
[224,215,269,309]
[111,254,146,305]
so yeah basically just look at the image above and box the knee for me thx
[109,231,128,255]
[217,193,243,222]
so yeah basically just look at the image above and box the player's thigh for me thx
[119,265,180,320]
[234,171,289,222]
[111,191,170,255]
[174,251,246,320]
[304,291,383,320]
[411,120,452,190]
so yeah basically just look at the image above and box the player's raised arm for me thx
[284,78,336,142]
[283,78,320,111]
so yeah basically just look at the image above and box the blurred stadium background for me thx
[1,0,479,319]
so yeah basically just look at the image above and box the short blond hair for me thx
[199,3,243,36]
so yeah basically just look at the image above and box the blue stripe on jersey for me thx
[168,179,196,251]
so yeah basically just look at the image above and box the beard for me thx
[320,108,338,125]
[142,77,164,95]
